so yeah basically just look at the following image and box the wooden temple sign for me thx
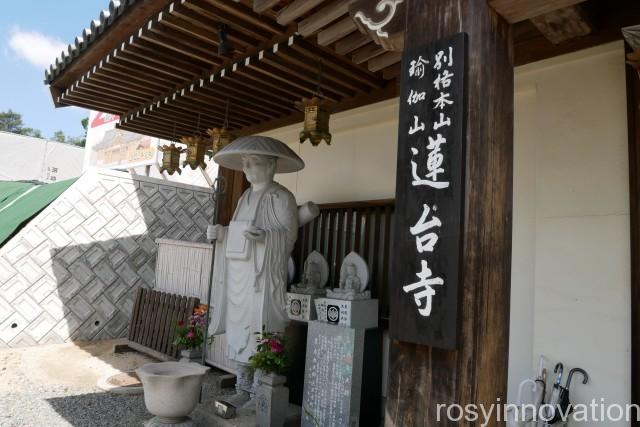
[349,0,406,52]
[389,33,467,349]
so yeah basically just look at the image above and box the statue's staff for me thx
[200,175,226,390]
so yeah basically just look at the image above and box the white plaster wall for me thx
[261,98,399,204]
[508,41,631,424]
[261,41,631,419]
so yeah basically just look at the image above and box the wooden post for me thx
[625,47,640,427]
[386,1,513,426]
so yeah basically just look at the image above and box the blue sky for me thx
[0,1,108,139]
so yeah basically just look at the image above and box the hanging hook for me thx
[224,99,230,129]
[316,59,323,98]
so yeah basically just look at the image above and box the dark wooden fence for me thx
[128,287,200,358]
[291,199,395,324]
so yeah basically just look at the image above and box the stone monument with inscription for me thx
[302,252,378,427]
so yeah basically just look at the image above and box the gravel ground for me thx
[0,339,228,427]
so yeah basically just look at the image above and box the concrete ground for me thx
[0,339,229,427]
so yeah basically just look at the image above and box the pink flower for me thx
[186,330,195,340]
[269,339,284,354]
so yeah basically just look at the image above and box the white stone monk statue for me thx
[206,136,307,406]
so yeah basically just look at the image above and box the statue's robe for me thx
[208,182,297,364]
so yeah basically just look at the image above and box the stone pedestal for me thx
[255,374,289,427]
[179,348,202,363]
[314,298,378,328]
[286,292,320,322]
[301,301,378,427]
[192,401,301,427]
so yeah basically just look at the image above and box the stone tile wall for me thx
[0,170,213,347]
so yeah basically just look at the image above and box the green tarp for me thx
[0,178,77,246]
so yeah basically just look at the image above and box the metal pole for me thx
[200,176,226,396]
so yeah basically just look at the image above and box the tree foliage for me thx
[0,110,42,138]
[0,109,88,147]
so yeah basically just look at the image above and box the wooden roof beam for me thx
[166,4,258,49]
[529,4,593,45]
[200,0,287,35]
[351,42,385,64]
[59,97,122,117]
[125,110,225,135]
[488,0,587,23]
[253,0,281,15]
[143,97,253,128]
[61,90,130,113]
[292,39,384,88]
[368,50,401,72]
[138,22,222,67]
[121,40,210,76]
[98,60,177,91]
[185,0,276,41]
[156,12,243,54]
[297,0,352,37]
[72,79,151,104]
[335,32,370,55]
[276,0,325,25]
[117,123,176,141]
[207,72,298,113]
[233,67,309,99]
[219,70,300,105]
[114,47,196,82]
[274,46,371,94]
[317,16,357,46]
[261,50,356,98]
[87,72,162,98]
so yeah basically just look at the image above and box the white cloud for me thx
[8,27,66,69]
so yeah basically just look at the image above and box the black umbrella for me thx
[548,367,589,425]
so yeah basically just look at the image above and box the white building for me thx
[0,132,84,183]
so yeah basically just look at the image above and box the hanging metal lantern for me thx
[207,127,236,156]
[295,96,332,146]
[158,143,185,175]
[180,135,211,170]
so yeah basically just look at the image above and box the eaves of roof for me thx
[44,0,170,89]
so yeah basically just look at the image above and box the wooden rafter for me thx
[47,0,397,141]
[529,4,593,45]
[489,0,587,23]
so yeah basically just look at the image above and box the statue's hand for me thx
[207,224,225,241]
[243,226,266,242]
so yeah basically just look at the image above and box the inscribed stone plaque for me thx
[302,321,365,427]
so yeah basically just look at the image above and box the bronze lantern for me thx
[207,127,235,155]
[295,96,332,146]
[158,143,185,175]
[180,135,211,170]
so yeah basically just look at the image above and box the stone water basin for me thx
[137,361,209,425]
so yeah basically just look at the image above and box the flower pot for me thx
[255,373,289,427]
[137,361,209,426]
[179,348,203,363]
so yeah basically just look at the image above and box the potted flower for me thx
[173,304,210,362]
[249,331,289,427]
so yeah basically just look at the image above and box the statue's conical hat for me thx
[212,135,304,173]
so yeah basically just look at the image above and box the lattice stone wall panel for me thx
[0,170,213,347]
